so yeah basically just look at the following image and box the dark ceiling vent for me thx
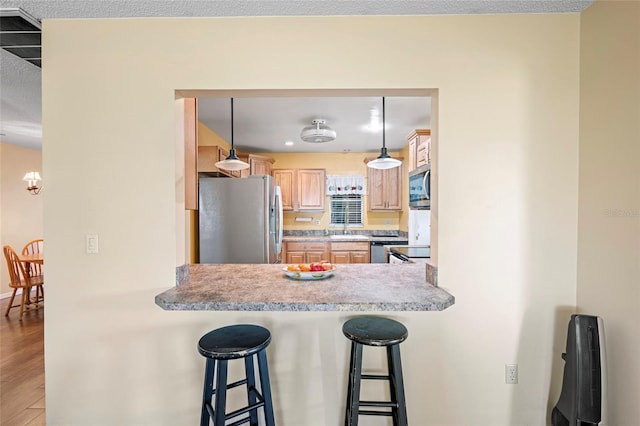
[0,8,41,68]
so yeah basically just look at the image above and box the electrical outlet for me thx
[315,220,321,226]
[505,364,518,384]
[86,234,99,254]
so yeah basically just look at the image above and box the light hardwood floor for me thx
[0,295,45,425]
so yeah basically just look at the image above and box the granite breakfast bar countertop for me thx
[282,235,409,243]
[155,263,454,312]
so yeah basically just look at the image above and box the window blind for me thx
[330,195,363,226]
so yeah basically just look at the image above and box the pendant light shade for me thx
[215,98,250,171]
[367,97,401,170]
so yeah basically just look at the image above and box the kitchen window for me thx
[326,175,365,227]
[330,195,363,227]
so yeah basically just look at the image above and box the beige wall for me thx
[578,1,640,424]
[0,142,44,295]
[43,14,583,425]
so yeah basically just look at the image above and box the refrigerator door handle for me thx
[274,185,283,262]
[423,170,430,200]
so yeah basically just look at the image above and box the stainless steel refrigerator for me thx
[198,175,283,264]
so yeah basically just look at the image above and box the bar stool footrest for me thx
[359,400,399,408]
[204,390,267,422]
[225,378,248,390]
[224,401,266,422]
[358,409,394,417]
[227,418,251,426]
[361,374,391,380]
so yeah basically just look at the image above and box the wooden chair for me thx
[3,245,44,320]
[22,239,44,302]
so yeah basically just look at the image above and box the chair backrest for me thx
[3,245,31,289]
[22,239,43,277]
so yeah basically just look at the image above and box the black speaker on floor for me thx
[551,314,605,426]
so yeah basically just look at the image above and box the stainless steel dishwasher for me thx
[370,238,409,263]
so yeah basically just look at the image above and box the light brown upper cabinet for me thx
[406,129,431,171]
[247,154,275,177]
[272,168,326,211]
[297,169,326,210]
[272,169,296,210]
[367,163,403,211]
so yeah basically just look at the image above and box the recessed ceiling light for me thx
[284,141,294,146]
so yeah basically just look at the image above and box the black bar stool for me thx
[197,324,276,426]
[342,316,409,426]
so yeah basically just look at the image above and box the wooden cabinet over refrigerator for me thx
[407,129,431,171]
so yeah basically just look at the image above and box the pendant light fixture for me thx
[367,97,402,170]
[215,98,250,171]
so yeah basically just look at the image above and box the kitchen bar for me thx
[155,263,453,312]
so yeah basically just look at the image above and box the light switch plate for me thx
[86,234,99,254]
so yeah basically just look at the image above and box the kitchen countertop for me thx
[155,263,453,312]
[283,235,409,242]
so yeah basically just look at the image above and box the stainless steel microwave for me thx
[408,164,430,210]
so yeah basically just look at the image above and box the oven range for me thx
[389,246,431,264]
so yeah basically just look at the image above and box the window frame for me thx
[329,194,364,228]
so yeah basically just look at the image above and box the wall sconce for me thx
[23,171,42,195]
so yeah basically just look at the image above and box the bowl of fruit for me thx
[283,261,335,280]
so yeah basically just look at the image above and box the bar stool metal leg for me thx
[388,345,408,426]
[213,360,228,426]
[257,350,276,426]
[244,355,259,426]
[345,341,364,426]
[201,358,215,426]
[386,346,399,426]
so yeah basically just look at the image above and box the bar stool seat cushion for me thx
[343,316,408,347]
[198,324,271,360]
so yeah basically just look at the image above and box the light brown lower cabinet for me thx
[329,242,370,264]
[283,240,370,264]
[283,241,329,264]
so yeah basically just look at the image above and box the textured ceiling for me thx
[0,0,596,151]
[0,1,597,19]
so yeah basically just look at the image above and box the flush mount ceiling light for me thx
[300,119,336,143]
[215,98,250,171]
[367,97,402,170]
